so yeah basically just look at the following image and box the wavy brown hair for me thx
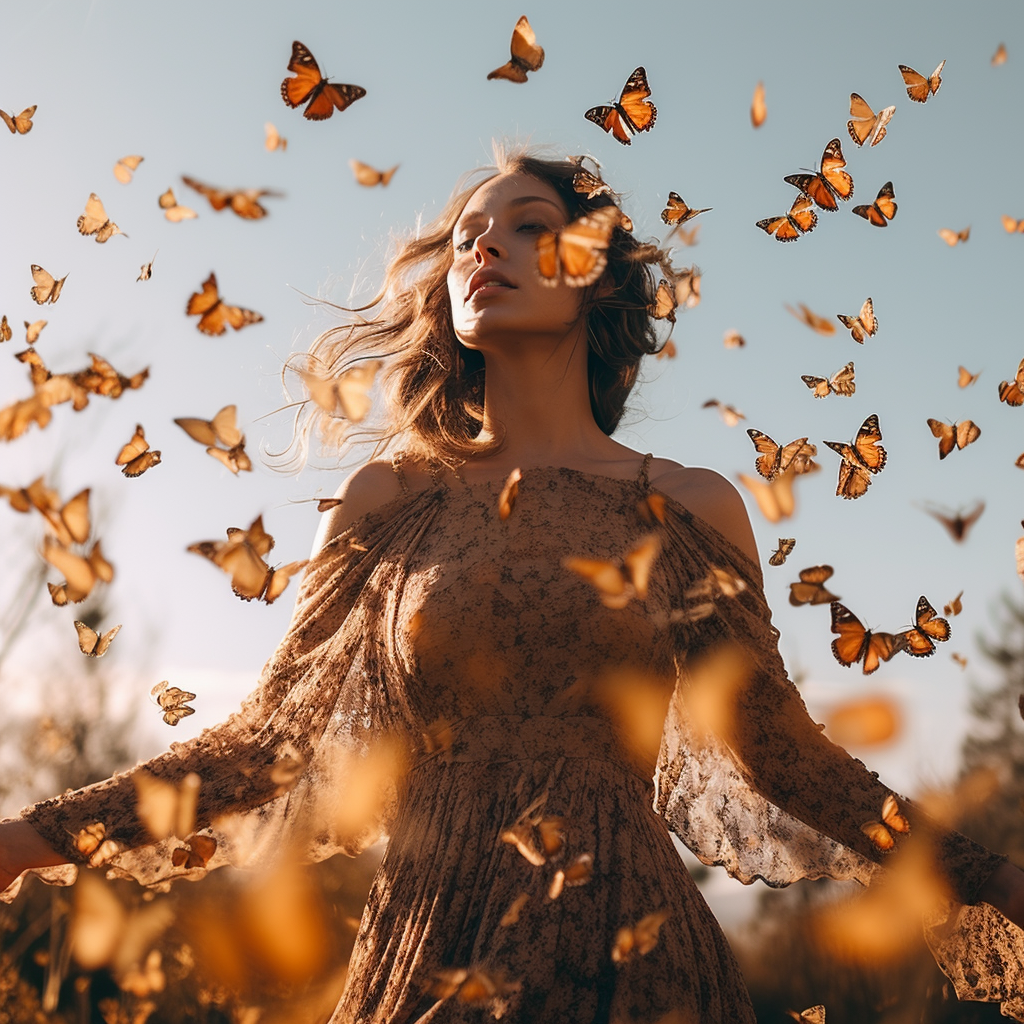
[286,146,667,469]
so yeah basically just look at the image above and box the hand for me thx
[0,819,66,892]
[977,861,1024,930]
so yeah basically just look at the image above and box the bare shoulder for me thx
[647,460,760,565]
[310,460,405,556]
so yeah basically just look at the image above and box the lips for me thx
[466,268,516,300]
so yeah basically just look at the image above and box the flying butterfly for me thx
[186,273,264,336]
[746,429,817,481]
[784,138,854,212]
[938,226,970,246]
[44,538,113,605]
[487,15,544,83]
[30,264,67,305]
[847,94,895,148]
[116,424,162,477]
[113,154,144,184]
[788,1008,826,1024]
[349,160,399,187]
[750,81,766,128]
[660,193,711,227]
[24,319,46,344]
[649,279,678,322]
[0,105,36,134]
[992,43,1008,66]
[158,187,197,222]
[789,564,839,606]
[181,176,282,220]
[900,60,945,102]
[861,793,911,851]
[536,206,624,288]
[0,316,9,343]
[756,194,817,242]
[667,265,701,308]
[264,121,287,152]
[74,621,122,658]
[28,484,92,546]
[656,339,677,359]
[785,303,835,335]
[301,360,382,422]
[722,330,745,349]
[944,591,964,617]
[563,534,661,610]
[898,595,951,658]
[824,413,886,500]
[572,169,613,200]
[801,361,856,399]
[137,251,158,282]
[768,538,796,567]
[830,602,906,675]
[958,366,980,388]
[280,40,366,120]
[952,652,968,669]
[837,297,877,343]
[853,181,897,227]
[927,418,980,459]
[1002,215,1024,234]
[702,399,745,427]
[611,909,672,964]
[174,405,251,474]
[77,193,126,242]
[497,468,522,521]
[426,968,521,1004]
[998,357,1024,405]
[922,501,985,543]
[665,222,700,247]
[151,680,196,726]
[585,67,657,145]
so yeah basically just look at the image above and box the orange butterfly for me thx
[536,206,624,288]
[43,537,113,605]
[927,418,980,459]
[585,67,657,145]
[952,652,968,669]
[427,968,521,1003]
[898,595,951,658]
[723,330,745,349]
[182,176,281,219]
[30,264,67,305]
[175,405,252,474]
[77,193,126,242]
[938,226,970,246]
[664,221,700,247]
[998,357,1024,405]
[801,361,856,399]
[756,194,817,241]
[113,155,143,184]
[784,138,854,211]
[116,424,162,477]
[853,181,897,226]
[837,297,877,343]
[649,279,678,322]
[75,620,121,658]
[656,339,677,360]
[487,15,544,83]
[992,43,1008,66]
[785,303,836,335]
[900,60,945,102]
[349,160,398,187]
[497,468,522,521]
[563,534,661,609]
[944,591,964,616]
[0,105,35,134]
[548,852,594,899]
[1002,215,1024,233]
[264,121,287,152]
[824,413,886,500]
[737,465,813,524]
[750,81,766,128]
[788,1007,826,1024]
[847,94,895,148]
[24,319,46,344]
[137,251,158,282]
[572,169,613,200]
[830,602,906,675]
[0,316,10,343]
[922,501,985,542]
[788,564,839,606]
[660,193,711,227]
[611,909,672,963]
[702,399,745,427]
[14,481,90,545]
[768,538,796,567]
[186,273,264,336]
[301,360,382,422]
[73,352,149,398]
[151,680,196,726]
[666,265,701,309]
[957,366,980,388]
[158,187,197,222]
[281,40,366,120]
[746,430,816,481]
[861,793,911,851]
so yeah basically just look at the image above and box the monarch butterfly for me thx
[837,297,877,343]
[497,467,522,521]
[847,93,895,148]
[861,793,911,851]
[535,206,624,288]
[563,534,661,610]
[301,360,382,422]
[746,430,816,481]
[137,251,158,282]
[0,105,35,134]
[900,60,945,102]
[264,121,287,151]
[944,591,964,617]
[74,620,122,658]
[801,361,856,399]
[853,182,897,226]
[788,564,839,606]
[280,40,366,120]
[572,169,613,200]
[922,502,985,543]
[898,595,951,657]
[768,538,796,567]
[115,424,162,477]
[750,81,766,128]
[74,352,149,398]
[174,405,251,474]
[830,602,906,675]
[113,154,144,184]
[958,366,980,388]
[349,160,399,187]
[1002,215,1024,233]
[30,264,68,305]
[998,357,1024,405]
[158,187,197,222]
[927,418,980,459]
[487,15,544,83]
[77,193,126,242]
[702,399,745,427]
[784,138,854,211]
[938,226,970,246]
[660,192,711,226]
[649,279,677,322]
[186,273,264,336]
[181,176,281,219]
[991,43,1007,66]
[785,302,836,335]
[756,194,818,241]
[24,319,46,344]
[824,413,886,500]
[585,67,657,145]
[151,680,196,726]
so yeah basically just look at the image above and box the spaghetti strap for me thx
[390,451,410,494]
[637,452,653,491]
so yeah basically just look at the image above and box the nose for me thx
[472,224,504,263]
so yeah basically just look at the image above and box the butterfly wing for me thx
[650,280,677,322]
[801,375,831,398]
[874,181,897,221]
[312,82,366,119]
[116,424,149,467]
[788,564,837,606]
[30,265,62,305]
[927,418,955,458]
[661,192,709,226]
[563,556,629,607]
[281,40,324,107]
[768,538,796,567]
[508,15,544,70]
[585,105,632,145]
[1,105,35,134]
[541,207,619,288]
[186,273,224,330]
[572,170,612,200]
[784,173,839,213]
[617,67,657,133]
[847,93,877,146]
[746,429,782,480]
[830,602,869,669]
[900,65,930,103]
[751,81,766,127]
[902,595,950,657]
[175,414,219,446]
[999,359,1024,405]
[955,419,981,451]
[834,458,872,499]
[77,193,109,237]
[263,560,308,604]
[861,630,905,674]
[74,620,99,655]
[830,361,856,396]
[852,413,886,471]
[222,303,264,332]
[819,138,854,199]
[737,470,796,524]
[623,534,661,600]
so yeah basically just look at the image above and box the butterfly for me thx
[824,413,886,500]
[186,273,264,336]
[847,94,895,147]
[722,330,745,349]
[536,206,624,287]
[998,357,1024,405]
[0,105,36,134]
[280,40,366,120]
[938,226,970,246]
[29,483,91,546]
[801,361,856,399]
[788,565,839,607]
[72,822,119,866]
[837,297,877,343]
[301,360,382,422]
[264,121,287,151]
[702,399,745,427]
[501,810,565,866]
[783,304,834,337]
[426,968,521,1003]
[922,501,985,542]
[900,60,945,102]
[563,533,661,610]
[853,181,897,226]
[158,187,197,222]
[958,366,980,388]
[656,339,678,360]
[788,1007,826,1024]
[344,159,399,188]
[151,680,196,726]
[952,652,968,669]
[992,43,1008,66]
[572,169,613,200]
[756,194,818,241]
[927,418,980,459]
[768,538,796,567]
[667,265,701,308]
[944,591,964,616]
[73,352,149,397]
[44,538,113,605]
[548,852,594,900]
[174,405,252,474]
[611,909,672,963]
[665,222,701,247]
[133,770,200,841]
[0,316,9,343]
[1002,215,1024,233]
[137,251,158,282]
[24,319,46,344]
[75,620,122,658]
[830,602,906,675]
[861,793,911,851]
[585,67,657,145]
[115,424,162,477]
[746,430,816,481]
[30,264,67,305]
[181,176,282,219]
[497,468,521,521]
[1018,452,1024,470]
[649,280,678,322]
[738,468,806,524]
[750,81,766,128]
[784,139,854,212]
[487,15,544,82]
[661,193,711,227]
[77,193,125,242]
[113,154,143,184]
[898,595,951,658]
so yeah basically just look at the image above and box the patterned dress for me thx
[15,458,1024,1023]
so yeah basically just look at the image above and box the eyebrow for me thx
[455,195,565,232]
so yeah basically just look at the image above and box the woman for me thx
[2,150,1023,1023]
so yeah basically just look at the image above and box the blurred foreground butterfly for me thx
[301,360,382,422]
[43,538,113,605]
[21,482,91,545]
[158,187,197,222]
[853,182,897,226]
[426,968,521,1004]
[922,501,984,542]
[487,15,544,82]
[788,1007,826,1024]
[151,680,196,726]
[784,138,854,211]
[789,564,839,606]
[536,206,623,287]
[585,67,657,145]
[77,193,126,242]
[497,468,522,521]
[785,303,835,335]
[899,595,950,657]
[998,357,1024,405]
[824,413,886,500]
[186,273,264,336]
[113,155,143,184]
[938,226,970,246]
[830,602,906,675]
[175,405,252,473]
[182,176,281,219]
[264,121,287,151]
[958,366,980,388]
[563,533,661,609]
[768,538,795,566]
[611,909,672,963]
[801,361,856,398]
[702,399,745,427]
[992,43,1007,66]
[837,297,877,343]
[756,194,817,241]
[0,105,35,134]
[750,81,766,128]
[116,424,162,477]
[30,264,67,305]
[900,60,944,102]
[661,193,710,226]
[723,330,745,349]
[349,159,398,187]
[24,319,46,344]
[1002,215,1024,233]
[861,793,911,851]
[737,467,809,523]
[927,418,980,459]
[944,591,963,616]
[847,94,895,147]
[280,40,366,120]
[746,429,816,481]
[75,620,121,658]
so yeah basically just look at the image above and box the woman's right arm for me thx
[0,820,66,890]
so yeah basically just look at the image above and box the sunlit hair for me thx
[284,144,667,470]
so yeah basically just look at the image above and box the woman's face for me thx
[447,173,583,350]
